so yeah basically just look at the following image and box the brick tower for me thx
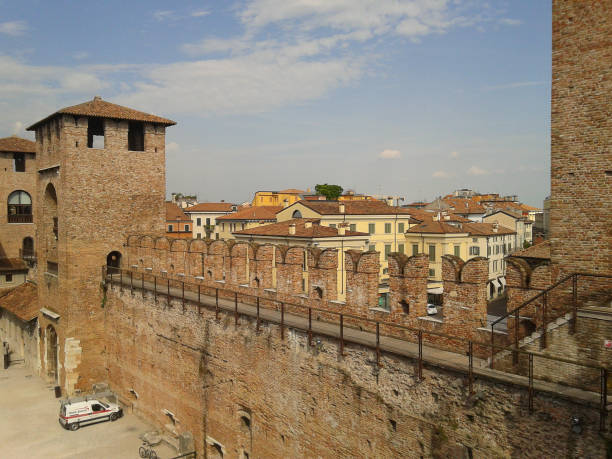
[550,0,612,276]
[27,97,175,393]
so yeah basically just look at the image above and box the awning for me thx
[40,308,60,320]
[427,287,443,295]
[499,277,507,287]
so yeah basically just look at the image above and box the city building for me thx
[0,136,37,261]
[483,210,533,249]
[165,202,192,239]
[171,193,198,209]
[251,189,305,207]
[0,258,29,290]
[233,218,370,301]
[216,206,282,239]
[184,202,236,239]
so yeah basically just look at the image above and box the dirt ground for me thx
[0,363,176,458]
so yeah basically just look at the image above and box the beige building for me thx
[233,218,370,301]
[216,206,282,240]
[483,210,533,249]
[405,219,516,299]
[0,258,28,291]
[184,202,236,239]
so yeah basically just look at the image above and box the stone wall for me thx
[104,285,609,458]
[0,311,38,372]
[550,0,612,278]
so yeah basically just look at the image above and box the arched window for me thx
[7,190,32,223]
[22,237,34,259]
[292,210,302,219]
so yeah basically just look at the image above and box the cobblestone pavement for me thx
[0,364,176,459]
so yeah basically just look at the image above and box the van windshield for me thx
[60,404,66,416]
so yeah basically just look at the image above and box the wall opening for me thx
[87,117,105,149]
[292,210,302,218]
[46,325,58,384]
[7,190,32,223]
[313,286,323,299]
[106,251,122,275]
[13,153,25,172]
[22,237,34,259]
[128,122,145,151]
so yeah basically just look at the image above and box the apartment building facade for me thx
[184,202,236,239]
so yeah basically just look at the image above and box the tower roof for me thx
[27,96,176,131]
[0,136,36,153]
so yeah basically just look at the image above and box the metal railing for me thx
[8,214,33,223]
[491,272,612,367]
[104,266,611,431]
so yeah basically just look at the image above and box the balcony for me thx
[8,214,33,223]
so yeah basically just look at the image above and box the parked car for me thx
[426,304,438,316]
[59,397,123,431]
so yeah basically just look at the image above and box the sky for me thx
[0,0,551,206]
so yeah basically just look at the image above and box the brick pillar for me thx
[345,250,379,315]
[442,256,488,331]
[307,248,338,302]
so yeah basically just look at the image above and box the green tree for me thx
[315,184,343,200]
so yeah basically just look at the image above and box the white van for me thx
[59,397,123,431]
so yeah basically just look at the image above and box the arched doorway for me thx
[46,325,58,384]
[106,251,122,275]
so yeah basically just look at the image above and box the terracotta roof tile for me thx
[299,200,415,216]
[0,258,28,272]
[234,219,369,238]
[0,136,36,153]
[185,203,235,213]
[406,221,515,236]
[217,206,282,222]
[27,97,176,131]
[509,240,551,260]
[0,282,38,322]
[165,202,191,222]
[406,221,468,234]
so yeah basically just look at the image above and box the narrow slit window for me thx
[128,122,145,151]
[87,118,105,149]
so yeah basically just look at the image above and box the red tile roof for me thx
[298,200,415,216]
[406,221,468,234]
[185,202,235,213]
[0,258,28,272]
[0,282,38,322]
[407,221,515,236]
[0,136,36,153]
[234,219,369,238]
[27,97,176,130]
[165,202,191,222]
[509,240,551,260]
[217,206,282,222]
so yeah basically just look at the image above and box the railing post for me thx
[417,330,423,380]
[513,308,519,365]
[541,292,547,350]
[215,288,219,320]
[339,314,344,356]
[375,322,381,368]
[280,303,285,340]
[468,341,474,396]
[256,297,260,332]
[528,353,534,413]
[130,271,133,294]
[571,274,578,335]
[234,292,239,326]
[601,367,608,432]
[490,324,495,369]
[308,308,312,346]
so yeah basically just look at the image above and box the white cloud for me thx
[153,10,174,22]
[432,170,451,178]
[191,11,210,18]
[379,149,401,159]
[499,18,522,26]
[73,51,90,60]
[0,21,27,36]
[166,141,180,153]
[467,166,488,176]
[11,121,24,135]
[450,151,459,158]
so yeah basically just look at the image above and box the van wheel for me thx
[69,423,80,431]
[110,413,118,421]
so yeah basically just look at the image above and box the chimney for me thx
[493,222,499,233]
[338,226,346,236]
[434,212,441,222]
[283,199,289,208]
[93,95,102,102]
[386,197,393,206]
[289,223,296,235]
[305,221,312,229]
[339,203,345,213]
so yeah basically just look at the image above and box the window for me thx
[368,223,376,234]
[197,233,201,239]
[472,238,478,243]
[7,190,32,223]
[349,224,356,232]
[378,293,389,310]
[398,243,404,254]
[128,121,144,151]
[428,245,436,262]
[384,223,392,234]
[206,218,211,226]
[487,246,491,256]
[168,224,174,232]
[329,224,336,228]
[469,246,480,256]
[292,210,302,218]
[185,224,190,232]
[46,261,58,276]
[368,244,376,252]
[196,218,202,226]
[87,117,104,148]
[495,245,500,254]
[384,244,391,260]
[454,245,460,257]
[5,274,13,283]
[222,223,225,230]
[13,153,25,172]
[398,223,405,233]
[508,243,512,252]
[412,244,418,256]
[429,268,435,277]
[493,260,498,271]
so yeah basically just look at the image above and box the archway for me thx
[106,251,122,275]
[46,325,58,384]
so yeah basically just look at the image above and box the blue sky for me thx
[0,0,551,206]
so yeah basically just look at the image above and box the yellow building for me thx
[233,218,370,301]
[405,219,516,299]
[251,189,305,207]
[277,200,419,286]
[216,206,282,240]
